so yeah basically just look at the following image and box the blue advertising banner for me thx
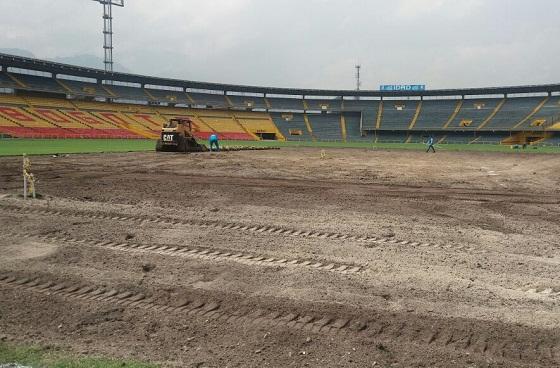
[380,85,426,92]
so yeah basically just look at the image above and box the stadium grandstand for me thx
[0,53,559,145]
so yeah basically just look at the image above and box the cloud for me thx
[1,0,559,89]
[395,0,483,19]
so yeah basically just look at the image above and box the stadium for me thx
[1,1,560,368]
[0,53,560,146]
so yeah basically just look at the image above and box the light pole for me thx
[92,0,125,73]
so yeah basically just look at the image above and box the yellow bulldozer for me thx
[155,118,208,153]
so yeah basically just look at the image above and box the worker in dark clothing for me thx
[426,135,436,153]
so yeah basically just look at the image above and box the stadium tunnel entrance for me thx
[255,132,277,140]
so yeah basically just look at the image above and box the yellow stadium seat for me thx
[0,106,54,128]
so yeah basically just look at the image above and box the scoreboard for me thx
[380,85,426,92]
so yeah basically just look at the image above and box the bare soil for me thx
[0,148,559,367]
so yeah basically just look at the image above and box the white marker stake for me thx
[23,154,27,200]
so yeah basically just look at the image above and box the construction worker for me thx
[426,135,436,153]
[209,133,220,152]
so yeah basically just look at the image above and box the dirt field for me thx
[1,148,559,367]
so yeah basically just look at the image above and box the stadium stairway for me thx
[234,112,285,141]
[477,99,506,130]
[231,113,259,140]
[408,101,423,129]
[306,113,342,141]
[21,106,92,134]
[442,100,464,129]
[303,114,316,141]
[376,101,384,129]
[186,93,197,105]
[224,95,235,108]
[381,100,419,130]
[270,113,309,141]
[6,73,27,88]
[142,88,157,102]
[90,111,158,139]
[198,112,255,140]
[55,79,74,94]
[264,97,272,110]
[340,115,347,142]
[512,96,549,130]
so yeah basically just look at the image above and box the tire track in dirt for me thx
[0,202,477,253]
[8,203,560,264]
[2,232,362,274]
[6,232,558,303]
[0,272,558,366]
[107,174,560,204]
[0,272,366,336]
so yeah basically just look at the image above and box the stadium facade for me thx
[0,53,559,145]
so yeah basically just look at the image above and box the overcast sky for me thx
[1,0,559,90]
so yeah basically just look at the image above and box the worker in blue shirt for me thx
[209,134,220,152]
[426,135,435,153]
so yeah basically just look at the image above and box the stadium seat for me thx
[0,73,21,89]
[414,100,459,130]
[32,108,90,129]
[343,112,371,141]
[0,106,54,127]
[306,113,342,141]
[515,96,560,130]
[227,95,268,110]
[0,94,27,105]
[92,111,158,138]
[483,97,544,130]
[270,113,310,141]
[105,85,151,101]
[267,98,305,111]
[200,114,255,140]
[447,99,502,129]
[380,101,420,130]
[235,112,284,140]
[58,80,114,98]
[144,89,188,104]
[9,73,66,94]
[25,96,75,109]
[304,98,341,112]
[189,93,229,108]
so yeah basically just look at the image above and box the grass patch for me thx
[0,139,154,156]
[1,138,559,156]
[0,341,157,368]
[220,140,560,153]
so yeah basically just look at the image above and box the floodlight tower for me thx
[92,0,125,73]
[355,65,362,91]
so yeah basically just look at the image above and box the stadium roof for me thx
[1,53,559,97]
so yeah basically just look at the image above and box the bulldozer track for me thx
[0,202,479,254]
[2,232,363,274]
[6,231,556,302]
[0,272,558,366]
[0,272,363,336]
